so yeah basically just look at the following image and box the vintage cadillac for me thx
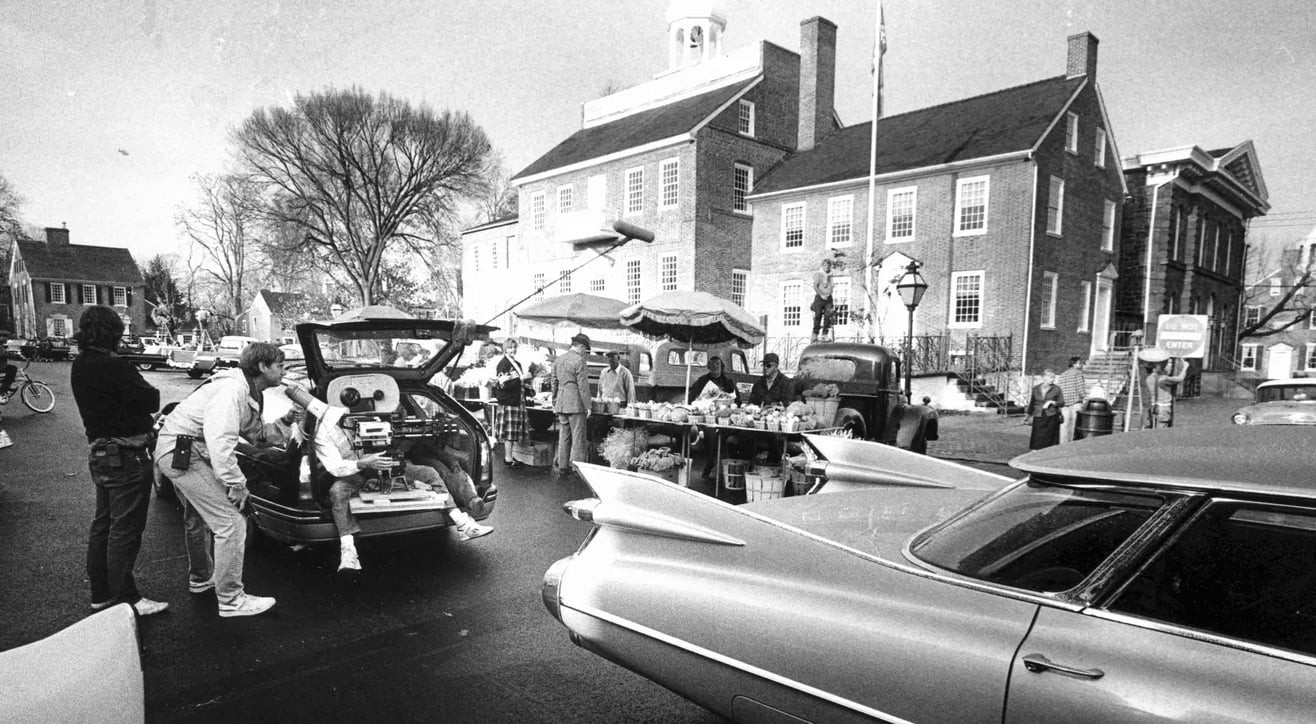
[545,426,1316,722]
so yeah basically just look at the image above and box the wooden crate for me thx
[512,441,555,467]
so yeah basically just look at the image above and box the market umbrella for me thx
[514,293,629,330]
[619,291,766,399]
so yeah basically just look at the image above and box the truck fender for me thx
[834,407,867,440]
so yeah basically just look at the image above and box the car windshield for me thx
[1256,385,1316,403]
[910,481,1166,593]
[314,330,450,370]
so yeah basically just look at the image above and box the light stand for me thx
[895,260,928,403]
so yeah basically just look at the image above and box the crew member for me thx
[71,306,167,616]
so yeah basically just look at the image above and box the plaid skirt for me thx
[494,402,529,442]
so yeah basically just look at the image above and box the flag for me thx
[872,1,887,117]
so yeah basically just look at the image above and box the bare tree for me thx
[234,87,493,306]
[176,173,262,328]
[1238,240,1315,338]
[469,153,517,225]
[0,171,26,273]
[140,254,191,338]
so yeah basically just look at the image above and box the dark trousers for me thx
[86,448,153,605]
[1,363,15,392]
[810,295,834,336]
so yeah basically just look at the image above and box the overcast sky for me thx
[2,0,1313,261]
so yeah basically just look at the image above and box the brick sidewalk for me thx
[929,395,1246,465]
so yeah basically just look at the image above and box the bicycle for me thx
[0,357,56,414]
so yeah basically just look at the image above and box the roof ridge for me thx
[855,73,1072,129]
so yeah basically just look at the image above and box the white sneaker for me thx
[452,512,493,541]
[338,547,362,573]
[132,598,170,617]
[217,593,276,618]
[188,579,216,594]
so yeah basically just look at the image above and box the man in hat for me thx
[749,353,795,406]
[552,333,593,477]
[598,350,635,405]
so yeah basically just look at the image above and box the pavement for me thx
[927,395,1247,466]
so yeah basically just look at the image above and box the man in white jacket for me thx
[305,403,492,573]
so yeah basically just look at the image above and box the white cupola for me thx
[666,0,727,70]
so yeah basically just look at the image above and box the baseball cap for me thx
[762,353,780,366]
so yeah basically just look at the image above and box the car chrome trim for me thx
[563,602,916,724]
[1021,653,1105,679]
[579,500,745,546]
[1082,608,1316,667]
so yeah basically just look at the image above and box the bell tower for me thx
[667,1,726,70]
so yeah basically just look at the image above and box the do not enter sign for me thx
[1157,314,1209,358]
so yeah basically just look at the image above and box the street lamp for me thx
[895,260,928,402]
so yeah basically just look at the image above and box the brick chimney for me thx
[45,225,69,246]
[797,16,837,152]
[1066,32,1098,79]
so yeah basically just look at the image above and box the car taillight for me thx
[479,440,492,483]
[562,498,601,523]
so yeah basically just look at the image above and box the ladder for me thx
[1122,347,1144,432]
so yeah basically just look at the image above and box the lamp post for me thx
[895,260,928,403]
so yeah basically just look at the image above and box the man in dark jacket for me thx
[688,355,740,404]
[749,353,795,406]
[70,306,167,616]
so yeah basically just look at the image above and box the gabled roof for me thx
[512,80,755,182]
[15,240,143,284]
[252,290,307,315]
[752,75,1086,196]
[461,214,518,236]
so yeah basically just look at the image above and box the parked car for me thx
[787,341,933,447]
[156,313,498,545]
[0,603,143,723]
[545,426,1316,722]
[650,341,751,403]
[187,335,259,378]
[20,337,76,361]
[1231,378,1316,425]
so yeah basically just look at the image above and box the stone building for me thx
[1119,142,1269,371]
[8,226,146,340]
[462,3,838,331]
[746,33,1126,374]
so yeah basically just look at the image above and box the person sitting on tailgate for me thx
[301,393,492,574]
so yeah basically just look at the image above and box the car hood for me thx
[744,486,997,561]
[1232,401,1316,425]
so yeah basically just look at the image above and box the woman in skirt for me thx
[493,339,530,467]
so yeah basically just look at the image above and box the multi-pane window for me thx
[733,163,752,213]
[491,238,500,270]
[1305,343,1316,371]
[1102,200,1116,251]
[112,286,127,307]
[589,278,606,293]
[531,192,546,230]
[50,282,66,304]
[51,318,69,337]
[738,99,755,136]
[659,158,680,209]
[954,177,989,235]
[1094,129,1107,168]
[660,254,678,292]
[887,187,916,241]
[781,281,803,328]
[731,269,748,308]
[557,185,573,214]
[1078,281,1092,332]
[1240,344,1259,371]
[81,284,96,304]
[560,270,572,294]
[1065,112,1079,154]
[625,167,644,215]
[831,277,851,327]
[626,260,642,303]
[782,202,805,249]
[1041,272,1058,329]
[827,196,852,247]
[950,271,983,326]
[1047,176,1065,235]
[533,273,546,299]
[1244,306,1262,327]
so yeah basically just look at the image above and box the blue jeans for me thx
[86,445,153,605]
[157,455,248,606]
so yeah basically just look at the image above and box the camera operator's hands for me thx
[357,452,395,471]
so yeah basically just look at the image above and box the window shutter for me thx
[75,285,83,304]
[45,282,52,302]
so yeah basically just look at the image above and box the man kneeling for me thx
[307,404,493,574]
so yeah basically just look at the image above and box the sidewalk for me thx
[929,396,1244,466]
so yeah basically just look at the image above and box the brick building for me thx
[8,226,146,340]
[1237,231,1315,379]
[462,4,837,331]
[747,32,1126,375]
[1119,142,1270,371]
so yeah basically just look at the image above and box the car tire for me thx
[137,362,156,371]
[835,407,867,440]
[187,369,203,379]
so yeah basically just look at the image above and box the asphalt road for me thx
[0,363,724,723]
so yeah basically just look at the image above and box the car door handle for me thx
[1021,654,1105,680]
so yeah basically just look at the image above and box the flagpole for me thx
[863,1,885,343]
